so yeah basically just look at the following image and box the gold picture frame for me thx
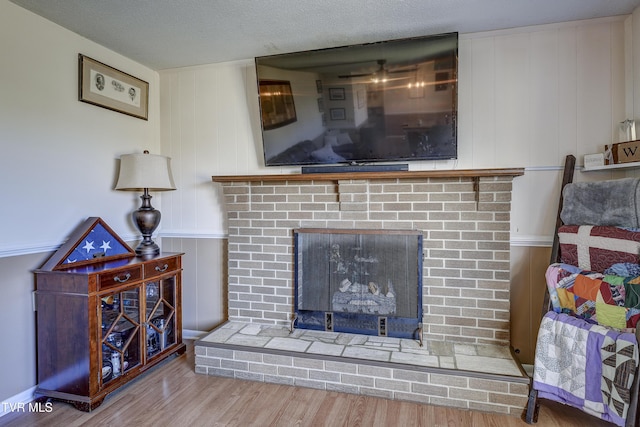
[259,80,297,130]
[78,54,149,120]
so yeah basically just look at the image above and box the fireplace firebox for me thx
[293,229,423,341]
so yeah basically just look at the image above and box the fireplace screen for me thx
[293,229,423,339]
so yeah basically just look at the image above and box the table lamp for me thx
[115,150,176,256]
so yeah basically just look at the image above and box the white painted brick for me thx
[375,378,411,392]
[327,383,359,394]
[235,371,264,382]
[294,379,327,390]
[221,174,515,344]
[394,391,430,404]
[249,362,278,375]
[325,361,358,374]
[278,366,308,378]
[309,370,340,382]
[360,387,394,399]
[264,375,294,385]
[358,365,392,378]
[341,374,375,387]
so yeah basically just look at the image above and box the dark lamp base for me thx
[132,190,162,258]
[135,241,160,257]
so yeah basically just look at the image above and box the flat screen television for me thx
[256,32,458,167]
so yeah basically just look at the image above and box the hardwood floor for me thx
[0,341,612,427]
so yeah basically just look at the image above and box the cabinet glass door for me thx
[145,277,176,359]
[100,288,141,384]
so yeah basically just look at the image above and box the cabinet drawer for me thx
[144,256,179,279]
[98,266,142,289]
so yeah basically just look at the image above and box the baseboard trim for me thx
[183,329,208,340]
[0,386,36,418]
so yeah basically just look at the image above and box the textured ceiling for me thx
[10,0,640,70]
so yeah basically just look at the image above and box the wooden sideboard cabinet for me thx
[33,218,186,411]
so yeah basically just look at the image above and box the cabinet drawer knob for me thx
[155,264,169,273]
[113,273,131,283]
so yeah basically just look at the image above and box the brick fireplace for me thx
[196,168,528,415]
[215,169,523,344]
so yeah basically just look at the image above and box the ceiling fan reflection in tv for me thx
[338,59,418,83]
[255,32,458,169]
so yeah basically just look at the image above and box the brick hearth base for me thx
[195,322,530,417]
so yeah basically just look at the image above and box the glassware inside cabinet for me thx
[100,288,141,383]
[145,278,176,358]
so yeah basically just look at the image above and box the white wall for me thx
[160,16,637,246]
[0,1,160,408]
[0,2,161,257]
[159,61,260,237]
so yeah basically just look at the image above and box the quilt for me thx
[546,263,640,330]
[558,225,640,272]
[533,311,638,426]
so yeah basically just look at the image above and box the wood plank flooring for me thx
[0,341,612,427]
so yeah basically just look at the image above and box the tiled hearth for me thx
[196,322,529,415]
[200,169,527,416]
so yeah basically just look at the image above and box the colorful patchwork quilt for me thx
[533,311,638,426]
[546,263,640,330]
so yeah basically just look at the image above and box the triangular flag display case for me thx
[34,217,185,411]
[41,217,135,271]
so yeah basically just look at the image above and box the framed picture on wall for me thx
[259,80,297,130]
[330,108,346,120]
[329,87,345,100]
[78,54,149,120]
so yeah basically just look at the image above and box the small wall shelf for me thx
[583,161,640,171]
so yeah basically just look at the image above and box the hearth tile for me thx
[219,321,246,331]
[301,330,340,341]
[426,340,454,356]
[367,336,394,343]
[363,336,401,350]
[344,335,368,346]
[198,327,236,343]
[258,326,292,338]
[265,336,312,352]
[453,343,478,356]
[239,323,263,336]
[399,339,422,350]
[335,334,357,345]
[382,342,400,349]
[476,344,512,359]
[390,350,439,367]
[455,354,521,376]
[226,333,271,347]
[439,356,456,369]
[342,346,391,362]
[289,328,306,338]
[307,341,345,356]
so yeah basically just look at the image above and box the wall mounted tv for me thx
[256,32,458,167]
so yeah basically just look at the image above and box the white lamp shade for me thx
[115,152,176,191]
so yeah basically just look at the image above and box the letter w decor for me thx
[605,140,640,164]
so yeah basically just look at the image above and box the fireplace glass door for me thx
[294,229,423,339]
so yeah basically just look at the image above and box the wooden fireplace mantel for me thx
[212,168,524,183]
